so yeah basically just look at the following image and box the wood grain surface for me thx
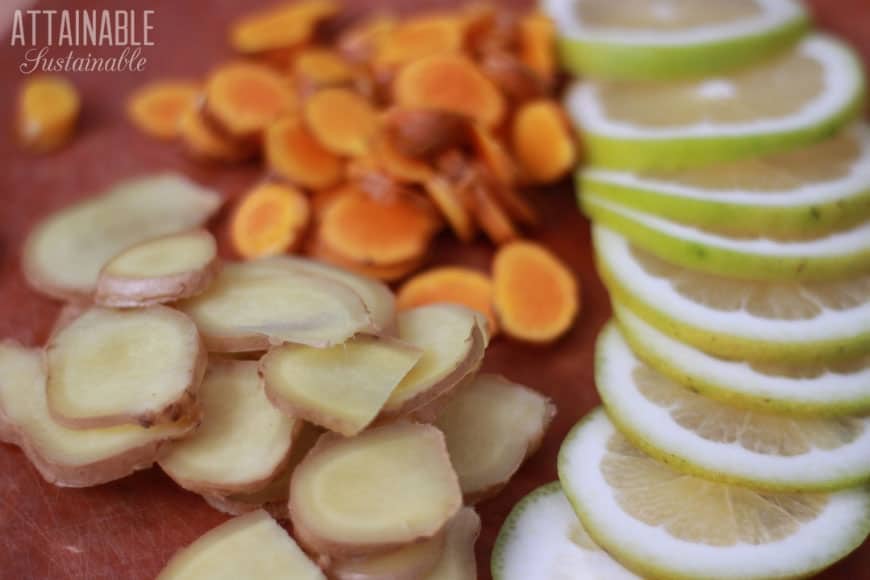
[0,1,868,578]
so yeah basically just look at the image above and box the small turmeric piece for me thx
[518,13,557,83]
[469,125,516,186]
[303,88,379,157]
[265,116,345,190]
[424,177,475,243]
[469,181,517,245]
[230,0,339,54]
[310,237,425,282]
[493,241,579,343]
[397,267,498,335]
[338,15,397,63]
[17,75,80,153]
[127,80,200,140]
[293,48,357,95]
[512,100,576,184]
[206,62,295,137]
[480,52,548,104]
[375,15,466,69]
[178,104,255,162]
[230,182,311,259]
[385,108,470,160]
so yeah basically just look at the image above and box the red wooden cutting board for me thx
[1,1,868,578]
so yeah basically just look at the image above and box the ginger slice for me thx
[205,62,294,137]
[22,173,221,301]
[0,341,194,487]
[425,507,481,580]
[17,75,80,152]
[230,183,311,259]
[45,306,206,429]
[331,530,446,580]
[394,54,505,128]
[375,15,466,69]
[289,422,462,560]
[397,267,497,336]
[517,12,557,83]
[230,0,339,55]
[384,108,470,160]
[265,116,346,190]
[177,259,373,352]
[294,48,357,95]
[159,360,299,495]
[512,100,576,184]
[261,336,422,436]
[95,229,220,308]
[423,177,476,243]
[435,374,555,502]
[157,510,325,580]
[493,241,579,343]
[178,103,256,163]
[127,80,200,140]
[304,88,379,157]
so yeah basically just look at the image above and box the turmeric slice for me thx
[371,133,437,184]
[206,62,294,137]
[518,13,557,83]
[310,183,353,219]
[480,52,548,104]
[394,54,505,128]
[293,48,356,95]
[304,88,379,157]
[469,125,516,186]
[469,181,518,245]
[397,267,497,336]
[375,15,466,69]
[338,15,397,63]
[179,104,255,163]
[265,116,345,189]
[309,239,425,282]
[423,177,475,243]
[17,75,80,153]
[512,100,576,184]
[348,157,408,203]
[127,81,200,140]
[230,183,311,259]
[230,0,339,54]
[492,241,579,343]
[384,108,469,160]
[463,3,517,58]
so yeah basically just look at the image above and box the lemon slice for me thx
[492,482,640,580]
[544,0,808,80]
[558,408,870,580]
[580,125,870,237]
[593,226,870,362]
[566,35,865,170]
[597,322,870,491]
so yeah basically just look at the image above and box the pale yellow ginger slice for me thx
[331,531,446,580]
[425,507,481,580]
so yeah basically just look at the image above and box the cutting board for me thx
[1,1,868,578]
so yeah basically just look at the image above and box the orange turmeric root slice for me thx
[127,80,200,140]
[480,52,548,104]
[338,15,397,63]
[518,13,557,83]
[394,54,505,128]
[206,62,295,137]
[230,0,339,54]
[493,241,579,343]
[469,125,516,186]
[370,133,437,184]
[179,103,256,163]
[384,108,470,160]
[17,75,80,153]
[397,267,497,336]
[309,238,425,282]
[265,116,345,190]
[375,15,466,69]
[293,49,357,95]
[231,183,311,259]
[469,181,518,245]
[423,177,475,243]
[512,100,576,184]
[304,88,379,157]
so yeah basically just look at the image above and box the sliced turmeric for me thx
[492,241,579,343]
[371,133,437,184]
[205,62,295,137]
[303,88,379,157]
[230,0,339,54]
[230,182,311,259]
[518,13,557,83]
[469,125,516,186]
[463,4,518,58]
[385,108,470,160]
[310,184,352,219]
[127,81,200,140]
[512,100,576,184]
[469,181,518,245]
[293,48,357,95]
[424,177,475,243]
[394,54,505,128]
[17,75,80,153]
[265,116,345,190]
[348,157,408,204]
[397,267,498,336]
[178,104,255,163]
[491,185,538,227]
[310,237,425,282]
[375,15,466,69]
[480,52,548,104]
[338,15,397,63]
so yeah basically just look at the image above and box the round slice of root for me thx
[261,336,422,437]
[230,0,339,54]
[468,181,519,245]
[330,530,446,580]
[436,374,555,502]
[293,48,357,95]
[95,229,220,308]
[126,80,200,140]
[17,74,81,152]
[45,306,205,429]
[265,116,346,190]
[304,88,379,157]
[423,177,476,243]
[397,267,497,336]
[205,62,295,137]
[309,237,427,283]
[23,173,222,301]
[289,422,462,560]
[179,103,256,163]
[425,506,481,580]
[384,108,470,160]
[0,341,194,487]
[230,183,311,260]
[512,99,576,184]
[157,510,325,580]
[159,360,299,495]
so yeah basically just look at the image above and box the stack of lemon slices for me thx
[494,1,870,578]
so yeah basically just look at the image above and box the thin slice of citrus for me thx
[580,125,870,237]
[544,0,808,80]
[559,408,870,580]
[593,226,870,362]
[492,482,640,580]
[566,35,865,170]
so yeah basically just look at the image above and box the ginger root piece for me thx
[384,108,470,160]
[493,241,579,343]
[394,54,505,128]
[177,259,373,352]
[397,267,497,336]
[23,173,221,301]
[46,306,206,429]
[425,507,481,580]
[230,0,339,55]
[261,336,421,436]
[289,423,462,560]
[375,15,466,69]
[512,100,576,184]
[331,530,446,580]
[17,75,80,152]
[0,342,194,487]
[205,62,294,137]
[304,88,379,156]
[423,177,475,243]
[265,116,345,190]
[294,49,357,95]
[157,510,325,580]
[230,183,311,259]
[95,229,220,308]
[179,103,256,163]
[127,80,200,140]
[517,13,556,83]
[435,374,554,502]
[159,360,298,495]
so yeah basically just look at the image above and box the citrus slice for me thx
[565,35,865,170]
[597,322,870,491]
[580,125,870,237]
[582,194,870,281]
[492,482,640,580]
[544,0,808,80]
[593,226,870,362]
[558,408,870,580]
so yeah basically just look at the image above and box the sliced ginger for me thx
[289,423,462,559]
[304,88,379,156]
[436,373,554,502]
[95,229,220,308]
[230,0,339,55]
[231,183,311,259]
[127,80,200,140]
[179,104,256,162]
[206,62,295,137]
[17,75,80,153]
[425,507,481,580]
[331,530,446,580]
[493,241,579,343]
[512,100,576,184]
[266,116,345,190]
[397,267,497,335]
[157,510,325,580]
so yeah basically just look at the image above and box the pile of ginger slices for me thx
[4,172,557,578]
